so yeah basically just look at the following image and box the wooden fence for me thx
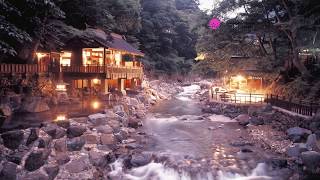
[210,91,265,104]
[265,94,320,116]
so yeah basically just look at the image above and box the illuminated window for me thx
[60,51,72,66]
[115,52,122,66]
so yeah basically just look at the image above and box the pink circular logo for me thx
[209,18,221,30]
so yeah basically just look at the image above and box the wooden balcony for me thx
[0,64,143,79]
[0,64,48,74]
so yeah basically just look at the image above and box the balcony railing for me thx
[0,64,143,78]
[0,64,48,74]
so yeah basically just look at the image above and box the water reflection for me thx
[0,98,117,132]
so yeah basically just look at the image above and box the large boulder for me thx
[42,124,65,139]
[54,138,67,153]
[287,143,308,158]
[287,127,312,142]
[234,114,250,126]
[0,161,17,180]
[65,157,90,173]
[20,97,50,113]
[26,128,39,146]
[67,125,86,138]
[67,137,85,151]
[1,130,24,150]
[306,134,320,152]
[301,151,320,172]
[88,113,108,126]
[100,134,116,145]
[130,153,153,167]
[56,120,70,129]
[25,149,50,171]
[96,125,113,134]
[55,153,70,165]
[249,116,264,126]
[44,164,59,180]
[89,150,113,167]
[0,104,12,116]
[22,170,49,180]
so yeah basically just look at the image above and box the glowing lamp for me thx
[91,101,100,109]
[36,52,47,59]
[56,82,68,92]
[55,114,66,121]
[92,78,100,84]
[235,75,245,82]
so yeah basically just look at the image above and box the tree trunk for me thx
[257,35,268,56]
[18,15,48,64]
[283,30,311,77]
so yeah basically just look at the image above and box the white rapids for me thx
[176,85,201,101]
[109,160,272,180]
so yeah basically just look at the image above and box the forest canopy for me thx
[0,0,202,75]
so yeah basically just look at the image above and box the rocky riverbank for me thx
[0,80,182,180]
[202,99,320,179]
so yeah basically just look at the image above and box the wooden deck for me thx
[0,64,143,79]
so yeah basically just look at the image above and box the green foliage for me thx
[0,0,64,57]
[137,0,200,75]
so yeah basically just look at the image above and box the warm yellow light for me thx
[56,84,67,92]
[91,101,100,109]
[55,114,66,121]
[195,53,206,61]
[36,53,47,59]
[115,52,122,66]
[60,51,72,66]
[92,78,100,84]
[235,75,245,82]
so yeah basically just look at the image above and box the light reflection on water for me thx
[0,99,116,131]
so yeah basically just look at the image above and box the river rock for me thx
[89,150,113,167]
[44,164,60,180]
[84,134,99,144]
[287,143,308,157]
[55,153,70,165]
[0,104,12,116]
[65,157,90,173]
[128,118,141,128]
[25,149,50,171]
[6,151,25,165]
[21,97,50,113]
[42,124,65,139]
[67,125,86,138]
[130,153,153,167]
[54,138,67,153]
[287,127,312,142]
[26,128,39,146]
[108,120,121,131]
[96,125,113,134]
[67,137,85,151]
[100,134,116,145]
[71,117,88,124]
[234,114,250,126]
[0,161,17,180]
[249,116,264,126]
[56,120,70,129]
[306,134,320,152]
[301,151,320,172]
[1,130,24,150]
[23,170,49,180]
[88,113,108,126]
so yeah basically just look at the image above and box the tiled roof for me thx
[82,28,144,56]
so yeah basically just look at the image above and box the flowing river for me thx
[109,85,290,180]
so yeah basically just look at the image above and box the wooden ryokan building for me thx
[0,28,144,96]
